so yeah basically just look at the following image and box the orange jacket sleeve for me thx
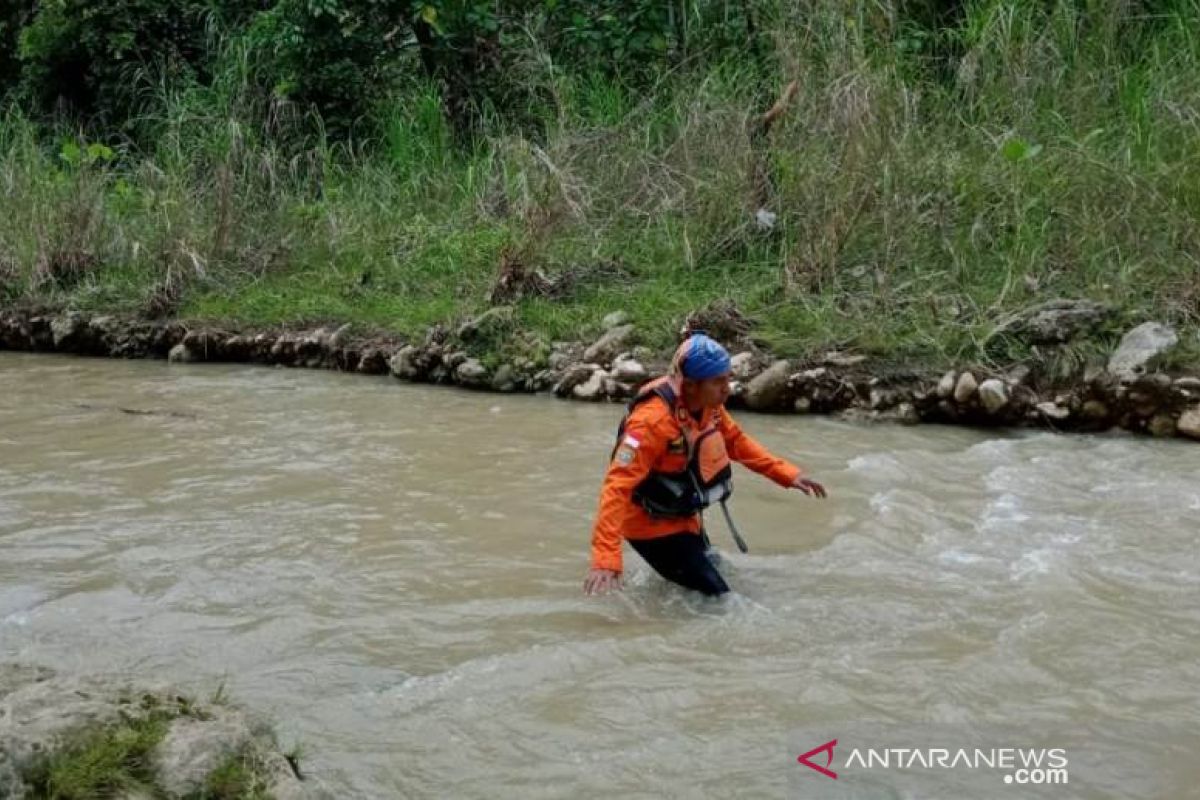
[589,406,667,573]
[718,407,803,487]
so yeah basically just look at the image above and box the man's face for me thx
[690,372,732,408]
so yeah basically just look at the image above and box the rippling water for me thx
[2,352,1198,798]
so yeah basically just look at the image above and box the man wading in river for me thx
[584,333,827,596]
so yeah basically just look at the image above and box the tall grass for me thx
[1,0,1198,369]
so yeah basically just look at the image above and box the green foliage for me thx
[16,0,262,128]
[22,715,169,799]
[247,0,412,134]
[543,1,674,70]
[2,0,1200,371]
[0,2,35,98]
[18,693,290,800]
[4,0,758,135]
[190,750,273,799]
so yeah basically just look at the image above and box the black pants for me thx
[628,531,730,596]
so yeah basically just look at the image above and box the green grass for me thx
[17,691,295,800]
[22,715,169,799]
[2,0,1199,374]
[189,750,273,800]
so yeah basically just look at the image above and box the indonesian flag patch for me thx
[614,433,640,465]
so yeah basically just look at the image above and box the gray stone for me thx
[50,312,87,348]
[153,710,255,798]
[1148,414,1177,438]
[583,324,636,365]
[554,363,598,396]
[953,371,978,404]
[730,352,757,381]
[869,388,896,410]
[799,367,828,382]
[936,371,957,399]
[978,379,1009,414]
[1036,401,1070,421]
[88,314,121,340]
[530,370,557,392]
[388,345,420,379]
[547,350,573,370]
[303,327,330,348]
[573,370,608,401]
[492,364,518,392]
[269,333,298,361]
[0,666,326,800]
[1133,372,1173,393]
[744,360,791,411]
[220,335,251,360]
[821,351,867,367]
[167,343,199,364]
[327,323,352,349]
[1133,401,1159,419]
[611,357,647,384]
[0,667,127,799]
[259,750,316,800]
[423,325,449,347]
[454,358,488,386]
[1108,322,1178,379]
[1081,400,1110,420]
[631,345,655,363]
[1178,406,1200,440]
[603,377,633,400]
[356,347,389,375]
[456,306,513,340]
[601,310,630,330]
[793,397,812,413]
[1174,377,1200,391]
[992,299,1115,345]
[891,402,920,425]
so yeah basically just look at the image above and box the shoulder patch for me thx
[614,445,636,465]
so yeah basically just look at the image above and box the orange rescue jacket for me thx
[589,379,804,573]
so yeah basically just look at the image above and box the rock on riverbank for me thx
[2,307,1198,442]
[0,664,324,800]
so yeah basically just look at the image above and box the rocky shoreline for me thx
[0,664,323,799]
[1,305,1198,442]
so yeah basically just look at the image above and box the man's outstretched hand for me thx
[791,476,828,498]
[584,568,622,595]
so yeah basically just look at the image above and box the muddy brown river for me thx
[2,352,1198,798]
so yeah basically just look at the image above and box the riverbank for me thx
[5,1,1200,391]
[3,305,1198,442]
[0,664,322,800]
[4,2,1200,452]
